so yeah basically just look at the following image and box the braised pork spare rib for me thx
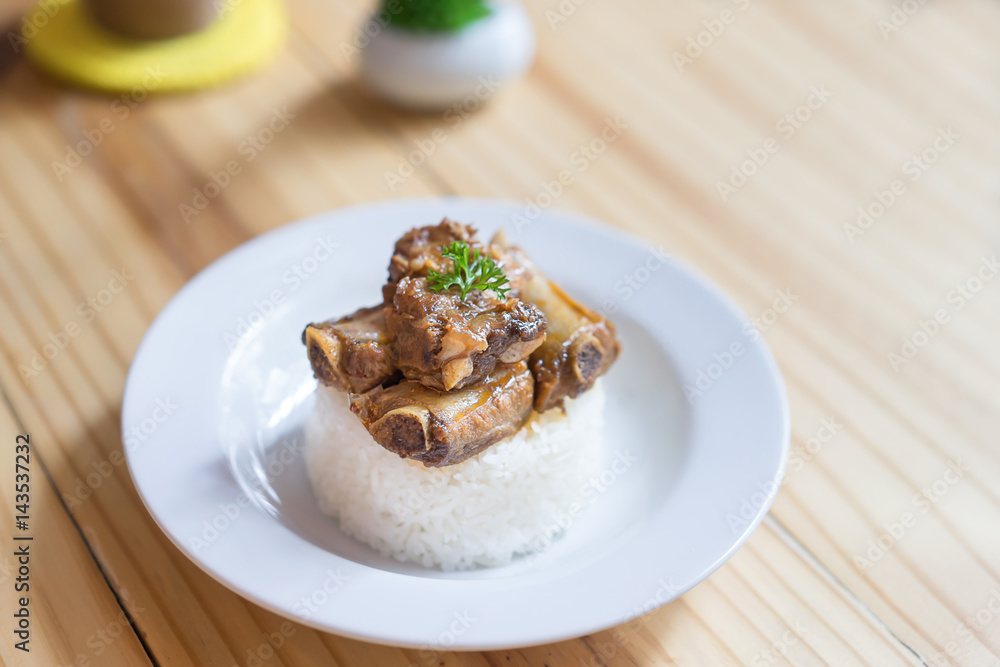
[303,305,397,393]
[303,219,620,467]
[350,361,534,467]
[499,242,620,412]
[387,276,546,391]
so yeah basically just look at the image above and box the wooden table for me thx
[1,1,998,665]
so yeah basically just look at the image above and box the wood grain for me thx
[0,0,997,665]
[0,399,150,666]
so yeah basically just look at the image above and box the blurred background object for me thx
[86,0,219,40]
[21,0,286,93]
[359,0,535,109]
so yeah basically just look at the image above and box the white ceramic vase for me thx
[359,0,536,110]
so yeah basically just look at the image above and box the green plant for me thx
[427,241,510,300]
[381,0,491,32]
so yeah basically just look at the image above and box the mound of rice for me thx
[305,381,605,570]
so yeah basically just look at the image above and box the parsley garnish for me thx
[427,241,510,301]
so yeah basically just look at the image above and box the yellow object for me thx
[24,0,286,94]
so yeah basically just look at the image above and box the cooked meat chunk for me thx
[526,279,619,411]
[303,305,398,393]
[384,219,477,302]
[303,218,621,467]
[384,219,530,301]
[386,276,547,391]
[349,362,534,467]
[499,247,620,412]
[488,229,531,297]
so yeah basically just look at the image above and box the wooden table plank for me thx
[0,397,150,667]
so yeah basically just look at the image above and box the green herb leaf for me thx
[427,241,511,301]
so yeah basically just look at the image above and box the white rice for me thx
[305,381,605,570]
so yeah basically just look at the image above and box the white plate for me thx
[123,198,788,650]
